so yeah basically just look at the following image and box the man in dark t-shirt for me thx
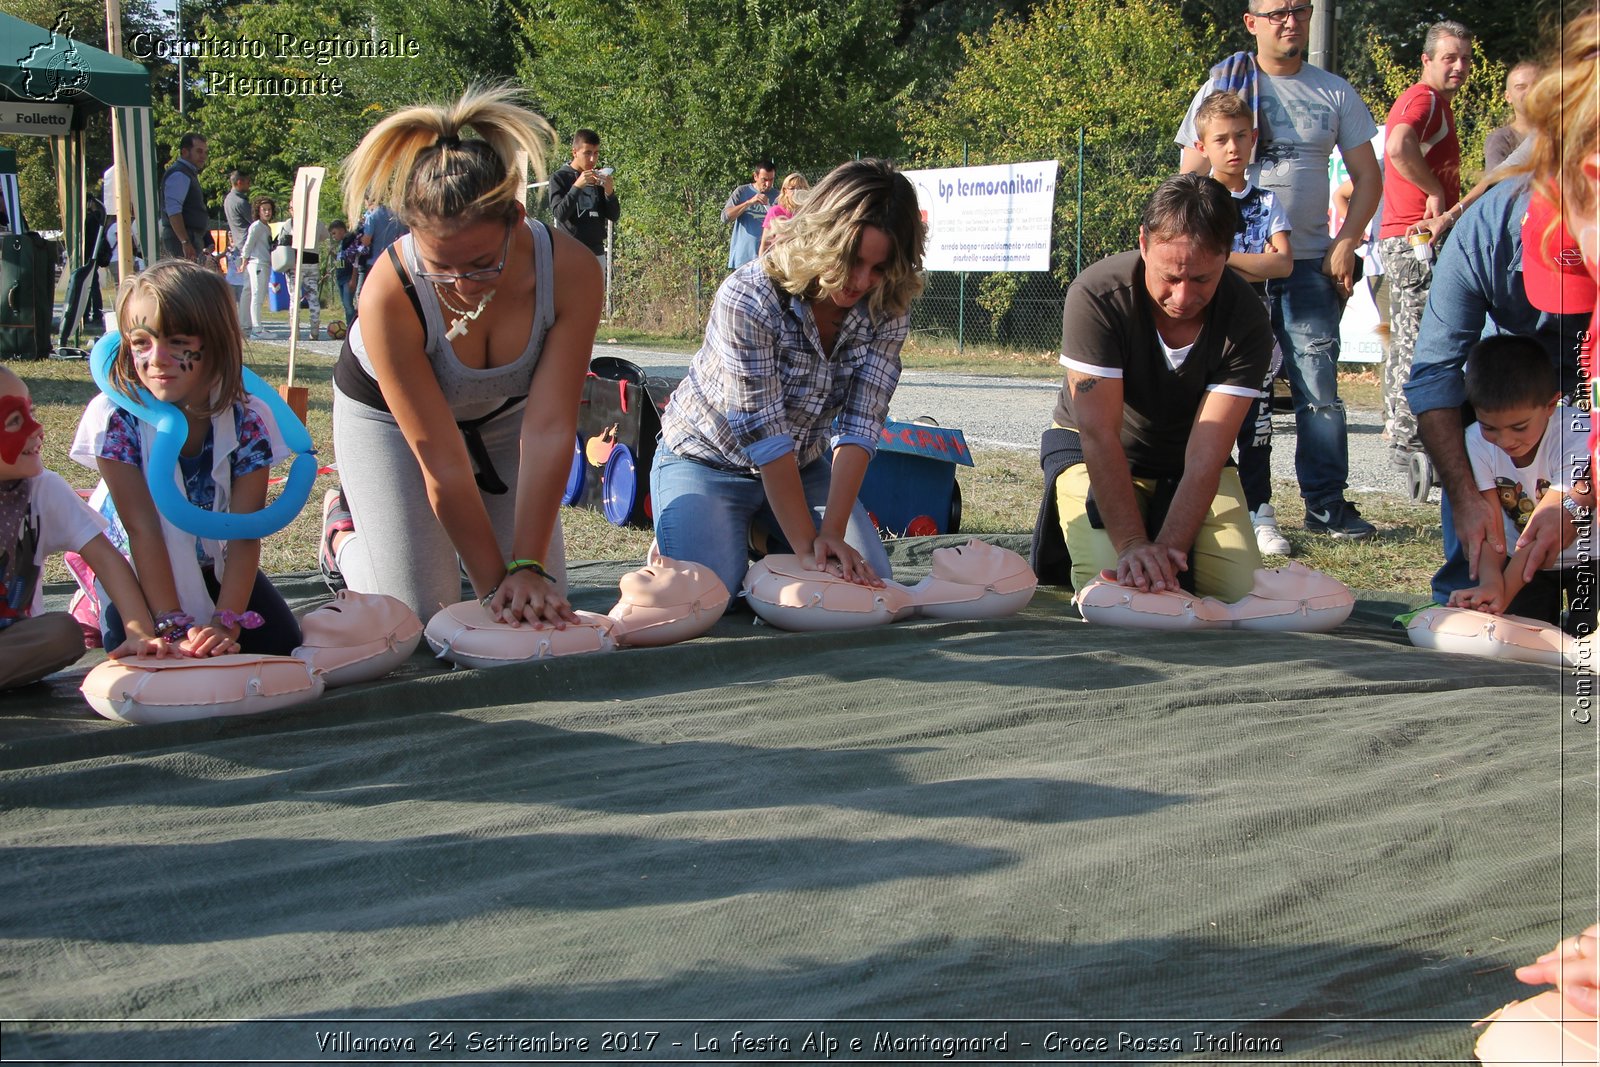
[1038,174,1273,601]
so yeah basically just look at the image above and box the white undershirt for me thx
[1158,335,1195,372]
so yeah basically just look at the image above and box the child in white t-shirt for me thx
[0,366,164,689]
[1449,336,1594,632]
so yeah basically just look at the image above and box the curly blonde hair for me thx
[1524,11,1600,219]
[763,159,925,318]
[342,84,553,234]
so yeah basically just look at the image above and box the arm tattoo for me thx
[1068,372,1101,395]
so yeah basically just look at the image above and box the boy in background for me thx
[1448,335,1593,633]
[1192,91,1295,556]
[328,219,359,328]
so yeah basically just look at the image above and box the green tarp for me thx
[1,539,1595,1062]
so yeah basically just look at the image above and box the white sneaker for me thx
[1252,504,1292,556]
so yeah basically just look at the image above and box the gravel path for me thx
[600,344,1418,504]
[263,330,1413,504]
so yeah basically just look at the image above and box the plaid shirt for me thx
[662,260,906,472]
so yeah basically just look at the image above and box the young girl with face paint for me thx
[0,366,167,689]
[69,259,301,658]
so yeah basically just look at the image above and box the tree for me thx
[903,0,1209,338]
[151,1,427,221]
[1335,0,1573,98]
[0,0,167,230]
[515,0,913,332]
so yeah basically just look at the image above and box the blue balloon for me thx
[89,332,318,540]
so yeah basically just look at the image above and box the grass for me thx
[900,334,1062,378]
[21,326,1429,599]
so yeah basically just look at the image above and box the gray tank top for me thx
[350,217,556,420]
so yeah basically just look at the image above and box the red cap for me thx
[1522,189,1597,316]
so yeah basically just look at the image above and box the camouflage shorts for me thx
[1376,235,1435,451]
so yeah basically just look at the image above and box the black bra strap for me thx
[386,243,425,324]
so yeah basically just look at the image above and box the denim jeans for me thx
[1431,490,1473,604]
[651,445,892,603]
[1234,371,1275,514]
[335,267,357,323]
[1268,259,1349,509]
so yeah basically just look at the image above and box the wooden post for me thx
[104,0,134,285]
[279,166,324,425]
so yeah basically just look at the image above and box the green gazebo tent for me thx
[0,11,159,279]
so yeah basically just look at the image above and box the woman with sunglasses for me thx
[328,86,603,624]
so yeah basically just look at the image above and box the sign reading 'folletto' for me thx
[0,102,73,135]
[903,160,1058,273]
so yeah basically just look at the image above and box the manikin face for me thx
[830,225,892,310]
[1139,231,1227,325]
[120,293,214,411]
[931,539,1018,584]
[618,558,721,610]
[0,374,44,477]
[1421,36,1472,97]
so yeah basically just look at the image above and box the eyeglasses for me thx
[1251,4,1313,25]
[414,224,513,284]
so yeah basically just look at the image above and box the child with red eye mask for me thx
[68,259,301,658]
[0,366,167,690]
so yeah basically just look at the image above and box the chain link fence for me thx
[571,129,1180,354]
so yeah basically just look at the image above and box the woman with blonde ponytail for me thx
[325,86,603,624]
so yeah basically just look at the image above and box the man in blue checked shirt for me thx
[653,159,926,601]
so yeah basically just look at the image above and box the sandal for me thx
[320,487,353,591]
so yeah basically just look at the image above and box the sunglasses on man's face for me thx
[1251,4,1314,25]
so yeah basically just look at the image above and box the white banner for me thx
[904,160,1058,272]
[1329,126,1387,364]
[0,102,73,136]
[289,166,326,249]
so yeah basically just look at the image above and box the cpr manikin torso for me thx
[424,552,730,669]
[81,591,424,723]
[740,539,1037,632]
[1406,605,1595,671]
[1074,562,1355,632]
[1474,990,1598,1065]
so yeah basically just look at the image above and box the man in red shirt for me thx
[1378,20,1472,467]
